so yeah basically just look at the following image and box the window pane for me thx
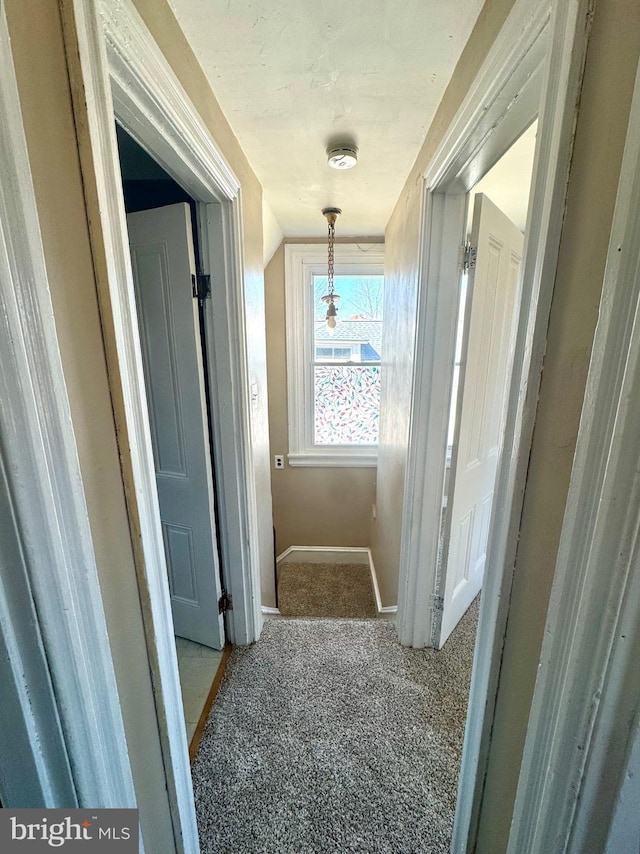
[315,346,352,361]
[314,365,380,445]
[313,274,384,362]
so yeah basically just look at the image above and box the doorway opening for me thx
[405,124,538,835]
[115,124,229,752]
[438,121,538,648]
[271,242,386,619]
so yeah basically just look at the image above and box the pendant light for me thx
[320,207,341,335]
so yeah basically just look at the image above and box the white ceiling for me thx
[167,0,485,237]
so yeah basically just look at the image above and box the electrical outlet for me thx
[274,455,284,469]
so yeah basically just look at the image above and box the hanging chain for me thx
[327,219,335,299]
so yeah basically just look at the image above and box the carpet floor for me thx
[277,562,377,618]
[192,598,479,853]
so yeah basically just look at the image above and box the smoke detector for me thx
[327,146,358,170]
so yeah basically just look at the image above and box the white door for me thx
[127,203,225,649]
[436,194,523,648]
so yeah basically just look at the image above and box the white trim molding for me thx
[398,0,552,647]
[0,457,75,808]
[509,55,640,854]
[101,1,239,201]
[98,0,262,650]
[284,243,385,467]
[59,3,197,849]
[96,0,262,648]
[0,4,136,810]
[261,606,281,619]
[197,202,263,645]
[393,0,592,850]
[455,2,592,848]
[59,0,261,849]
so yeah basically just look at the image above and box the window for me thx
[285,244,385,466]
[315,346,355,361]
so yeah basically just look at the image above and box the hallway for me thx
[191,603,478,852]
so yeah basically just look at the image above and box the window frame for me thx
[284,243,385,467]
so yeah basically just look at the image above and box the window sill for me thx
[288,451,378,468]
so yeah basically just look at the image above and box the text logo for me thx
[0,809,138,851]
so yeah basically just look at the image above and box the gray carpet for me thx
[277,562,377,618]
[192,598,479,853]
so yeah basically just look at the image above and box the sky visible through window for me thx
[313,275,384,321]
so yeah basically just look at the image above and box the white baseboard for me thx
[261,606,281,619]
[274,546,397,618]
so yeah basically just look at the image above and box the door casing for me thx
[396,0,592,849]
[508,55,640,854]
[0,2,137,814]
[60,0,263,850]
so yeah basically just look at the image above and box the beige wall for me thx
[262,198,284,267]
[373,0,515,606]
[376,0,640,847]
[265,240,380,556]
[131,0,275,606]
[476,0,640,847]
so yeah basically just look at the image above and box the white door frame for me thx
[60,0,262,850]
[396,0,592,849]
[0,3,137,813]
[99,0,262,647]
[509,54,640,854]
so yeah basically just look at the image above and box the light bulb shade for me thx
[325,302,337,318]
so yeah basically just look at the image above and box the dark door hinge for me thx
[218,589,232,614]
[191,273,211,302]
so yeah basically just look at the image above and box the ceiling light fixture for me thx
[327,146,358,170]
[320,207,341,335]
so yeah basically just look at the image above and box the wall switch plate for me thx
[274,455,284,469]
